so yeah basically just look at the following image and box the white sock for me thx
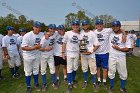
[98,77,101,82]
[64,75,67,79]
[57,77,59,80]
[103,79,106,82]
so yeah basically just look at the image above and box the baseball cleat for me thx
[96,81,101,88]
[66,84,72,93]
[26,87,31,93]
[82,81,87,89]
[42,85,47,92]
[103,82,108,90]
[34,84,41,91]
[72,80,77,88]
[120,88,128,93]
[52,82,58,89]
[93,83,98,92]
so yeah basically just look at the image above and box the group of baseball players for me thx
[0,19,133,93]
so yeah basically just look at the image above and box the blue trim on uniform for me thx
[10,68,15,75]
[15,66,19,74]
[91,74,96,84]
[42,74,47,85]
[83,72,88,82]
[95,53,109,69]
[67,73,72,84]
[120,79,126,88]
[51,74,56,83]
[110,79,114,87]
[72,71,77,81]
[33,74,39,85]
[25,76,31,87]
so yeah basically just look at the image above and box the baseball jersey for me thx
[80,30,99,58]
[54,34,64,57]
[127,34,137,47]
[40,36,53,57]
[17,36,23,54]
[109,32,131,56]
[94,28,112,54]
[13,33,20,38]
[21,31,44,59]
[47,31,58,55]
[0,34,4,49]
[2,35,19,57]
[62,31,80,57]
[17,36,23,47]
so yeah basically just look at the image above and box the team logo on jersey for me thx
[83,35,89,44]
[34,38,41,45]
[70,35,79,44]
[56,37,63,45]
[97,34,104,42]
[111,36,120,45]
[10,39,16,45]
[49,38,55,46]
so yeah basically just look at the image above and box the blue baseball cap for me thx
[33,21,41,27]
[112,21,121,26]
[48,24,56,29]
[19,28,26,32]
[71,20,80,25]
[82,20,89,25]
[6,26,14,31]
[57,25,65,29]
[95,19,104,25]
[129,30,135,32]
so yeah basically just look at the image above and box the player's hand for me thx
[33,44,41,50]
[62,53,66,60]
[112,45,121,51]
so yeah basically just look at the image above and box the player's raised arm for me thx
[120,29,126,43]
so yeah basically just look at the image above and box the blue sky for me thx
[0,0,140,26]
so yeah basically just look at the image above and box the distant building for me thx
[121,21,140,31]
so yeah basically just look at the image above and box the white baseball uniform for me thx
[127,33,137,48]
[62,31,80,73]
[108,32,131,80]
[94,28,112,54]
[2,35,21,68]
[80,30,99,75]
[21,31,44,76]
[54,34,64,57]
[40,36,55,75]
[17,36,23,55]
[0,34,4,69]
[13,33,20,38]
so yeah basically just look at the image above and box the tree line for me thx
[0,10,116,35]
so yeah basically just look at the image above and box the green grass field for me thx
[0,55,140,93]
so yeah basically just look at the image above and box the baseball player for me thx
[80,20,99,92]
[21,21,44,93]
[17,28,27,56]
[127,30,137,56]
[2,26,21,79]
[108,21,131,93]
[62,20,80,93]
[0,33,4,80]
[54,25,67,82]
[94,19,126,89]
[40,24,58,91]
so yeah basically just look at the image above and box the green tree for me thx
[18,15,27,24]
